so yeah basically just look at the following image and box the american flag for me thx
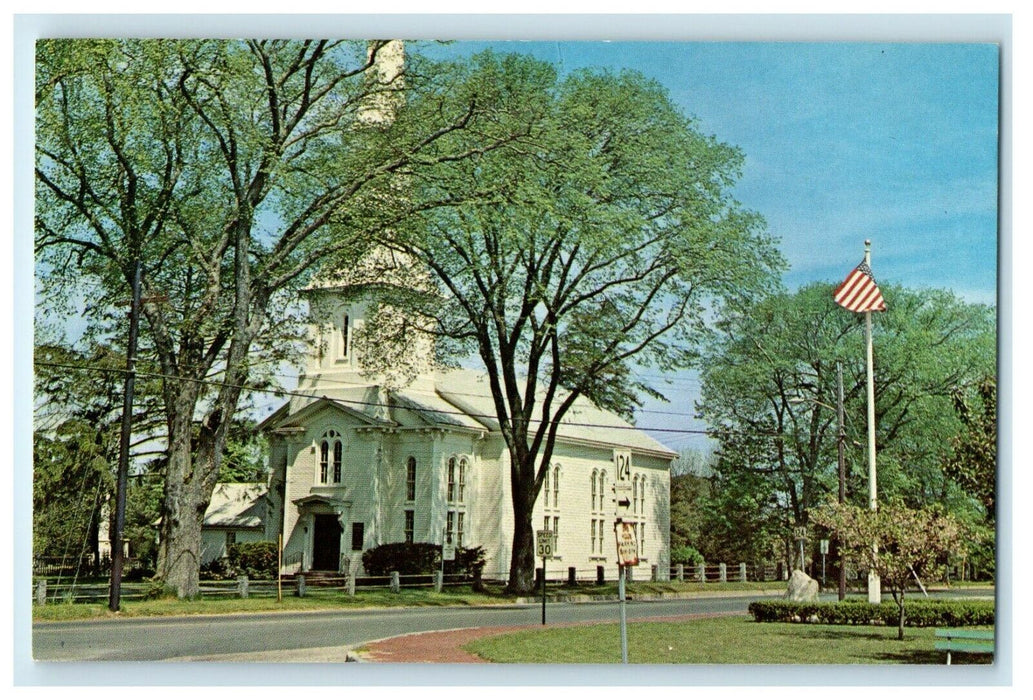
[833,260,886,313]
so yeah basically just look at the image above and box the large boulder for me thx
[785,569,819,602]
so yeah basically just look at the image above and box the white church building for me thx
[258,273,676,582]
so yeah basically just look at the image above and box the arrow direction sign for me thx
[617,497,631,508]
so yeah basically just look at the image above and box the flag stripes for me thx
[834,260,886,313]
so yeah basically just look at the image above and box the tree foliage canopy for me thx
[351,52,783,592]
[697,283,995,563]
[34,39,537,597]
[942,376,996,520]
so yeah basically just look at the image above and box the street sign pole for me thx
[619,564,628,664]
[536,529,554,625]
[541,553,547,625]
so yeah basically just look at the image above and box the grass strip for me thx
[463,616,994,664]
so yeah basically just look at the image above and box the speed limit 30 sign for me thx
[536,530,557,559]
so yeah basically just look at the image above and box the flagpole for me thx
[864,240,881,604]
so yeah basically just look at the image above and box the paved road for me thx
[32,593,777,662]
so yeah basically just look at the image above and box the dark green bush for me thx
[670,545,704,565]
[200,557,233,581]
[361,542,486,577]
[227,540,278,579]
[747,599,994,627]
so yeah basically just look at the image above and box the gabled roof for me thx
[203,483,268,529]
[260,369,676,460]
[432,369,678,459]
[261,395,397,433]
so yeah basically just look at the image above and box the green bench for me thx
[934,628,994,665]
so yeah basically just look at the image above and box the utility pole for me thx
[836,361,847,601]
[109,259,142,612]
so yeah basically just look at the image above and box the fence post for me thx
[347,573,356,596]
[697,562,705,583]
[568,567,577,586]
[677,564,684,582]
[596,565,605,585]
[650,565,658,582]
[740,562,748,582]
[719,563,727,583]
[390,571,400,593]
[35,579,47,606]
[296,574,306,598]
[626,566,633,583]
[434,570,443,593]
[237,575,249,599]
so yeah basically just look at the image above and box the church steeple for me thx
[296,40,434,393]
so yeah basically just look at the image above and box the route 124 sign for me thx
[614,520,639,567]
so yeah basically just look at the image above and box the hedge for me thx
[747,599,994,627]
[361,542,486,577]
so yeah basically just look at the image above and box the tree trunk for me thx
[897,588,906,641]
[506,492,537,594]
[156,392,222,598]
[157,484,206,598]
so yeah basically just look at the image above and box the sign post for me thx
[614,520,639,664]
[440,527,455,581]
[536,529,555,625]
[820,539,829,587]
[794,525,807,572]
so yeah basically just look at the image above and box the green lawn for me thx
[463,616,995,664]
[31,586,508,622]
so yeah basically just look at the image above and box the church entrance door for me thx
[312,514,342,571]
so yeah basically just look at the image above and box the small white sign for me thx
[614,450,632,482]
[820,539,830,555]
[442,544,456,561]
[614,521,639,566]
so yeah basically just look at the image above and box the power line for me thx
[36,359,728,437]
[273,366,705,419]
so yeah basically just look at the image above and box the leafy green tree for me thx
[669,472,711,553]
[812,502,963,640]
[33,419,112,571]
[218,420,269,483]
[698,283,994,565]
[943,376,996,521]
[35,39,530,597]
[355,53,783,593]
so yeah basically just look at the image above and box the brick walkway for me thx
[352,611,738,663]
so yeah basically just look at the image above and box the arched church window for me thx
[406,456,417,502]
[320,429,342,485]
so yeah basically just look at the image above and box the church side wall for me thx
[526,444,673,582]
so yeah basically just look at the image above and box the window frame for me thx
[404,509,415,544]
[405,456,417,502]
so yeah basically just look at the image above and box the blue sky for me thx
[421,41,999,304]
[416,41,1000,450]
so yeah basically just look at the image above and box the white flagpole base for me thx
[868,571,881,604]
